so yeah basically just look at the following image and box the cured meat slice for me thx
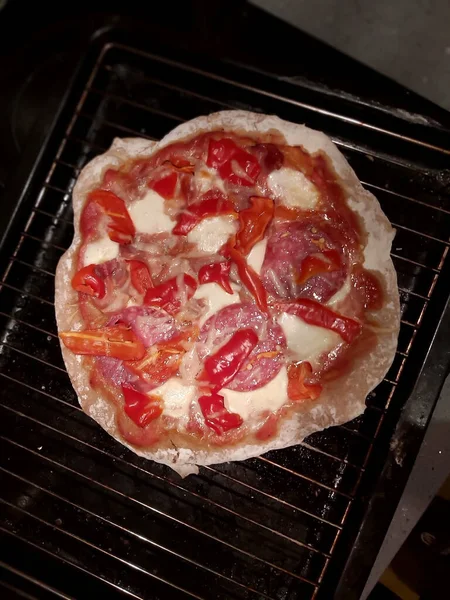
[196,303,286,391]
[107,306,179,347]
[261,220,348,303]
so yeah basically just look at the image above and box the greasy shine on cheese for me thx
[268,167,319,210]
[193,282,241,326]
[246,239,267,275]
[187,215,237,253]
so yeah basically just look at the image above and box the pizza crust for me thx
[55,112,400,476]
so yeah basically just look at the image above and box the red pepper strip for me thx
[126,260,153,295]
[235,196,274,256]
[149,171,178,200]
[144,274,197,315]
[89,189,135,244]
[228,246,268,312]
[198,329,258,390]
[71,264,106,299]
[296,250,341,284]
[122,386,163,428]
[206,138,261,187]
[198,393,243,435]
[60,327,145,360]
[198,261,233,294]
[287,362,322,401]
[276,299,361,344]
[172,191,237,236]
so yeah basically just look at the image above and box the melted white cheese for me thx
[326,276,352,308]
[277,313,341,368]
[187,216,237,253]
[128,190,173,234]
[246,239,267,275]
[268,167,319,210]
[152,378,197,419]
[222,367,288,421]
[196,166,226,194]
[83,237,119,266]
[193,282,241,326]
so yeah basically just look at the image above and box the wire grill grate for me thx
[1,41,449,599]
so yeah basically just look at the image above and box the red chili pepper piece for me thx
[235,196,274,256]
[126,260,153,295]
[172,190,237,236]
[89,189,135,244]
[276,299,361,344]
[296,249,341,284]
[144,274,198,315]
[287,362,322,401]
[198,392,243,435]
[149,171,178,200]
[198,328,258,390]
[71,264,106,298]
[206,138,261,187]
[228,246,268,312]
[59,326,145,360]
[121,385,163,428]
[198,261,233,294]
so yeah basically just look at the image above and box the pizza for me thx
[55,110,400,476]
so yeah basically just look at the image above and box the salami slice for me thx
[107,306,179,347]
[196,303,286,391]
[261,220,348,303]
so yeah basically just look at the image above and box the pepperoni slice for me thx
[261,221,347,303]
[196,303,286,391]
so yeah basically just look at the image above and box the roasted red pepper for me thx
[127,260,153,295]
[198,393,243,435]
[235,196,274,256]
[71,264,106,299]
[276,299,361,344]
[172,190,237,236]
[198,328,258,390]
[149,171,178,200]
[198,261,233,294]
[297,250,341,284]
[228,246,268,312]
[89,189,135,244]
[287,362,322,401]
[144,274,197,315]
[60,326,145,360]
[121,386,163,428]
[206,138,261,187]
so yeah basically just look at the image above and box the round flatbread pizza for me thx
[55,110,400,476]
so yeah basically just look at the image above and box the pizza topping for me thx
[235,196,274,256]
[206,138,261,187]
[144,274,197,315]
[72,264,106,298]
[128,190,174,235]
[108,306,179,347]
[198,328,259,390]
[246,239,267,275]
[148,171,178,200]
[83,237,120,266]
[127,260,153,295]
[287,362,322,401]
[228,246,268,312]
[198,261,233,294]
[89,190,135,244]
[261,221,347,303]
[60,326,145,361]
[268,167,319,210]
[192,283,241,327]
[277,312,341,368]
[173,190,237,236]
[187,215,237,254]
[197,304,286,391]
[122,385,163,427]
[198,392,243,434]
[276,299,361,344]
